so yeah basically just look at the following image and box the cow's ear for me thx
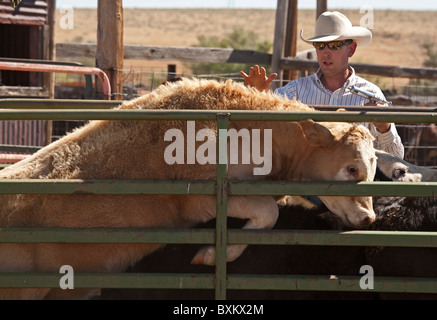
[298,119,334,147]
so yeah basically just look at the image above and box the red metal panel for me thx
[0,0,48,25]
[0,119,45,164]
[0,120,46,146]
[0,61,112,99]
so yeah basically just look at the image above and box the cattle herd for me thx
[1,78,437,300]
[101,175,437,300]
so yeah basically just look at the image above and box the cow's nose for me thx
[359,216,375,228]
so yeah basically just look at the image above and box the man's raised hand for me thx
[240,65,277,92]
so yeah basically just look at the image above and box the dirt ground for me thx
[55,8,436,66]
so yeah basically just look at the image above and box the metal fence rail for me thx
[1,108,437,123]
[1,103,437,299]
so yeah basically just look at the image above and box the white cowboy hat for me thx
[300,11,372,47]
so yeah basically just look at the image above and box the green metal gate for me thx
[1,99,437,299]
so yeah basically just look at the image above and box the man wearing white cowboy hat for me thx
[241,11,404,159]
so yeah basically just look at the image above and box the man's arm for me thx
[369,124,405,159]
[363,101,391,133]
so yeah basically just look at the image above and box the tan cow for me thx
[0,78,377,299]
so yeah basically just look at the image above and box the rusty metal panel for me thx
[0,0,48,25]
[0,120,46,145]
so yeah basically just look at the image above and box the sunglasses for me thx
[313,40,353,51]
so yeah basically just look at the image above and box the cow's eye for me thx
[347,165,359,178]
[393,168,406,179]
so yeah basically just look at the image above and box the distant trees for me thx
[403,42,437,97]
[423,42,437,68]
[189,27,272,78]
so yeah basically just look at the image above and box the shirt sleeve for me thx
[364,88,405,159]
[274,81,298,100]
[368,123,405,159]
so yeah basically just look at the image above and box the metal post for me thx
[215,113,230,300]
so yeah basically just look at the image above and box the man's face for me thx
[314,41,357,78]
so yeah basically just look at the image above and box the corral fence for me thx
[1,103,437,299]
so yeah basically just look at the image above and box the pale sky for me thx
[55,0,437,10]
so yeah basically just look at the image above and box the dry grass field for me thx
[54,8,437,84]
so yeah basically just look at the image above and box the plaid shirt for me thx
[275,67,405,158]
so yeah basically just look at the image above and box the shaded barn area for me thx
[0,0,86,159]
[0,0,53,149]
[0,0,49,91]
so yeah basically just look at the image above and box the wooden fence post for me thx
[283,0,298,82]
[271,0,289,90]
[96,0,124,100]
[316,0,327,19]
[45,0,56,144]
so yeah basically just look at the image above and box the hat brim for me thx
[300,28,372,47]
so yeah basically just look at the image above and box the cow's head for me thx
[375,150,437,182]
[298,120,377,228]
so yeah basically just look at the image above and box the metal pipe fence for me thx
[1,102,437,299]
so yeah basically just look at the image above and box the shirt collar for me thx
[345,66,357,87]
[314,66,357,90]
[314,69,325,91]
[315,66,357,87]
